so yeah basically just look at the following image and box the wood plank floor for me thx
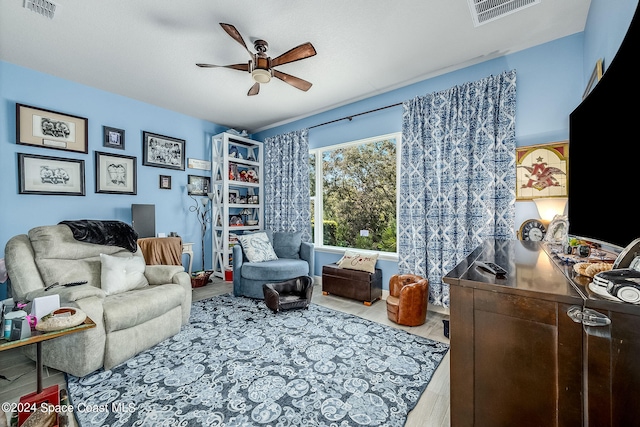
[1,279,451,426]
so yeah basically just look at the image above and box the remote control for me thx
[44,280,88,291]
[63,280,88,287]
[475,261,507,277]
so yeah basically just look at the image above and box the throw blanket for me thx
[60,220,139,252]
[137,237,182,265]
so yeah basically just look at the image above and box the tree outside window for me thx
[311,134,398,253]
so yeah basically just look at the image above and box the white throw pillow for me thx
[237,232,278,263]
[100,253,149,295]
[337,250,379,273]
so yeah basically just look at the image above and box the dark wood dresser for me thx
[444,239,640,427]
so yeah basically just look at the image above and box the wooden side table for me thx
[0,316,95,424]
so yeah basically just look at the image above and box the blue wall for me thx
[254,0,637,287]
[0,62,226,299]
[1,0,635,297]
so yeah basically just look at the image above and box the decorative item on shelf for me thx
[228,190,239,203]
[229,146,243,159]
[248,194,259,204]
[230,215,243,226]
[229,163,238,180]
[246,169,258,184]
[186,184,214,270]
[239,208,252,226]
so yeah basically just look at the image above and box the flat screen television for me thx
[568,4,639,250]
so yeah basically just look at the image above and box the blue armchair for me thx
[232,230,314,299]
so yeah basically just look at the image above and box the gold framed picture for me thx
[516,141,568,200]
[16,103,88,153]
[583,59,603,100]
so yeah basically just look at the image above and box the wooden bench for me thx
[321,263,382,305]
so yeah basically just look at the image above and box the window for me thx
[310,133,400,254]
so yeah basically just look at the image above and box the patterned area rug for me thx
[67,294,449,426]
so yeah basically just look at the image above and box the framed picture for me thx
[187,175,211,195]
[16,103,88,153]
[516,141,568,200]
[142,131,185,170]
[583,59,603,100]
[159,175,171,189]
[103,126,125,150]
[18,153,85,196]
[228,190,239,204]
[95,151,137,195]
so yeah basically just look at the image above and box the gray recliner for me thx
[232,230,314,299]
[4,223,191,377]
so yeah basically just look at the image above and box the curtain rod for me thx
[308,102,403,130]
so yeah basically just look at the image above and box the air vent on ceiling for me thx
[23,0,58,19]
[467,0,541,27]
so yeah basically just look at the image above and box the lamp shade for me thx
[533,197,568,223]
[252,68,271,83]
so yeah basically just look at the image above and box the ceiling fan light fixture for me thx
[251,68,271,84]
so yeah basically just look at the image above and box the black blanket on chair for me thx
[60,220,139,252]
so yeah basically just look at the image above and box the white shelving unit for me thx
[211,132,264,280]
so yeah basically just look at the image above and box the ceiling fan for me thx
[197,23,317,96]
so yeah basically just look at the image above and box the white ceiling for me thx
[0,0,591,133]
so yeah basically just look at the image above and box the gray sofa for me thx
[4,223,191,377]
[232,230,314,299]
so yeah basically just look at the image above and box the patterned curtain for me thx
[398,70,517,307]
[263,129,312,241]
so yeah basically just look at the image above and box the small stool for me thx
[263,276,314,313]
[386,274,429,326]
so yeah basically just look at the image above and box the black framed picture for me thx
[103,126,125,150]
[160,175,171,189]
[95,151,137,195]
[18,153,85,196]
[142,131,185,170]
[16,103,88,154]
[187,175,211,195]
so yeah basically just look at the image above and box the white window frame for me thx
[310,132,401,260]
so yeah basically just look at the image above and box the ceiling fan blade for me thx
[273,70,312,92]
[220,23,253,58]
[271,42,317,67]
[247,82,260,96]
[196,62,250,71]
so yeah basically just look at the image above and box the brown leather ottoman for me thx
[322,263,382,305]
